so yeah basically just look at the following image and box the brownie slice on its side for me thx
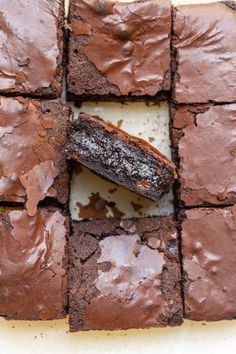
[68,0,171,100]
[182,206,236,321]
[172,2,236,104]
[171,104,236,207]
[0,97,72,216]
[0,0,64,97]
[66,113,176,202]
[0,208,68,320]
[68,217,183,331]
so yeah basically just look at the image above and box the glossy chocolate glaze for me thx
[172,105,236,206]
[68,0,171,97]
[173,2,236,103]
[0,0,64,96]
[69,217,183,331]
[0,208,68,320]
[0,97,71,214]
[182,206,236,321]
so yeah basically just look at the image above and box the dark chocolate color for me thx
[69,217,183,331]
[0,208,68,320]
[0,0,64,97]
[171,104,236,207]
[182,206,236,321]
[0,97,71,215]
[66,113,176,202]
[68,0,171,99]
[173,2,236,104]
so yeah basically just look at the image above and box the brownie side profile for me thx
[0,0,64,97]
[68,217,183,331]
[182,206,236,321]
[68,0,171,99]
[0,208,68,320]
[173,2,236,104]
[171,104,236,207]
[0,97,71,215]
[66,113,176,202]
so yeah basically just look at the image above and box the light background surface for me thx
[2,1,236,353]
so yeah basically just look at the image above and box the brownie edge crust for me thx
[66,113,176,202]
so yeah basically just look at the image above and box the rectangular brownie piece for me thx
[0,208,68,320]
[182,206,236,321]
[68,0,171,99]
[0,97,71,216]
[0,0,64,97]
[172,2,236,104]
[68,217,183,331]
[171,104,236,207]
[66,112,176,202]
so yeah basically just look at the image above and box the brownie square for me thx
[0,208,68,320]
[68,217,183,331]
[182,206,236,321]
[66,112,176,202]
[171,104,236,207]
[0,97,71,215]
[173,2,236,104]
[68,0,171,99]
[0,0,64,97]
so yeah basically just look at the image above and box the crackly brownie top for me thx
[182,206,236,321]
[0,208,67,320]
[69,217,183,331]
[173,2,236,103]
[69,0,171,96]
[173,105,236,206]
[0,0,63,95]
[0,97,70,214]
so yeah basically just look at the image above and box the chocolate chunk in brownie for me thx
[0,0,64,97]
[68,0,171,99]
[0,97,71,215]
[66,112,176,202]
[68,217,183,331]
[171,104,236,207]
[182,206,236,321]
[0,208,68,320]
[173,2,236,104]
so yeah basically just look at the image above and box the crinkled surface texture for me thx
[0,208,68,320]
[69,217,183,331]
[173,2,236,104]
[182,206,236,321]
[0,0,64,97]
[172,104,236,206]
[68,0,171,97]
[0,97,70,214]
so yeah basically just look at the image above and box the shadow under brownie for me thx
[68,216,183,331]
[67,0,171,100]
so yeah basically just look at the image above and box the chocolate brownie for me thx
[182,206,236,321]
[171,104,236,207]
[0,0,64,97]
[68,0,171,99]
[68,217,183,331]
[0,208,68,320]
[66,113,176,202]
[173,2,236,104]
[0,97,71,215]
